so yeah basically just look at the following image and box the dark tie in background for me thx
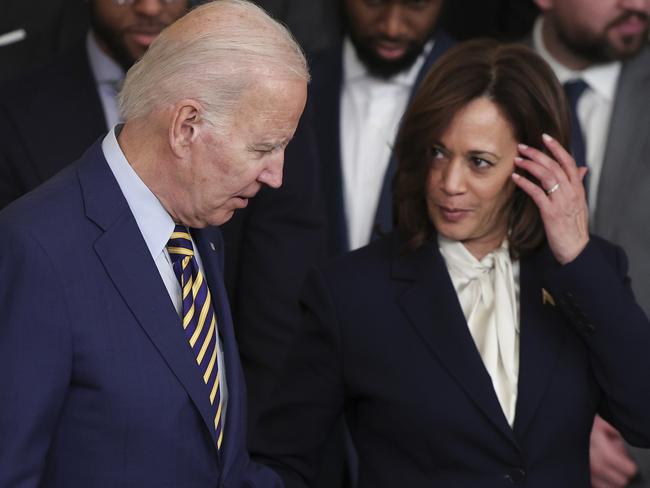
[563,79,590,190]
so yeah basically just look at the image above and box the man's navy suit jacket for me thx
[252,232,650,487]
[0,41,326,443]
[0,141,283,487]
[307,30,454,256]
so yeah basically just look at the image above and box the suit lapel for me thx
[78,146,221,454]
[394,240,516,445]
[372,30,455,239]
[513,246,568,438]
[411,30,455,92]
[594,47,650,236]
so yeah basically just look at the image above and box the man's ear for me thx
[169,99,202,158]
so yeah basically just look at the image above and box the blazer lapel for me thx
[394,240,517,445]
[513,247,569,438]
[78,147,221,454]
[192,227,243,476]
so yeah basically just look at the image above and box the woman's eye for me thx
[471,156,492,169]
[430,146,445,159]
[407,0,431,9]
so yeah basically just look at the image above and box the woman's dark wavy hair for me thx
[393,39,571,258]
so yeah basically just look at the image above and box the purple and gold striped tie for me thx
[167,225,224,449]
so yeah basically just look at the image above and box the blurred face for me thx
[539,0,650,65]
[426,98,518,260]
[180,78,307,228]
[344,0,444,78]
[91,0,189,70]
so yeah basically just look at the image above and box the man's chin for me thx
[209,210,235,227]
[354,42,423,79]
[611,33,648,59]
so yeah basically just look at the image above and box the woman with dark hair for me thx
[252,39,650,487]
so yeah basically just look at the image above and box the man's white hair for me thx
[118,0,308,131]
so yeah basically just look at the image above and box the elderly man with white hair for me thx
[0,1,307,486]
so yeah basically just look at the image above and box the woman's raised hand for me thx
[512,134,589,265]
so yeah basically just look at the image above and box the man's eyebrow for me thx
[255,143,278,150]
[256,136,294,149]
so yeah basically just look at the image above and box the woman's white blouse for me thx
[438,236,521,427]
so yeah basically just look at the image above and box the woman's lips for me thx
[438,205,470,222]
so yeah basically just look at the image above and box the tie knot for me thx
[563,79,589,107]
[167,225,194,263]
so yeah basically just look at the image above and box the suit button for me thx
[504,468,526,484]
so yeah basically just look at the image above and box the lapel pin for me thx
[210,242,216,251]
[542,288,555,307]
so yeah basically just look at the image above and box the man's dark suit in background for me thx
[253,0,341,53]
[0,0,87,82]
[440,0,538,41]
[309,29,453,256]
[307,0,453,256]
[0,43,103,205]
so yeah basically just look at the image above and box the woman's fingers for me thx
[514,157,560,193]
[578,166,589,183]
[541,133,582,183]
[511,172,550,211]
[517,133,582,187]
[512,135,590,265]
[516,143,566,193]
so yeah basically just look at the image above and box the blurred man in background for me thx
[0,0,189,205]
[531,1,650,486]
[308,0,453,256]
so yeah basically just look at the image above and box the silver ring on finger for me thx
[545,182,560,195]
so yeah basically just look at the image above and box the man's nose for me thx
[132,0,164,17]
[619,0,650,14]
[258,156,284,189]
[377,5,407,39]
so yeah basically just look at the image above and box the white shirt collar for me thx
[342,36,433,87]
[438,234,510,271]
[86,30,125,86]
[533,16,621,102]
[101,126,176,261]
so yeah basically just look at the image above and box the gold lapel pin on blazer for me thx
[542,288,555,307]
